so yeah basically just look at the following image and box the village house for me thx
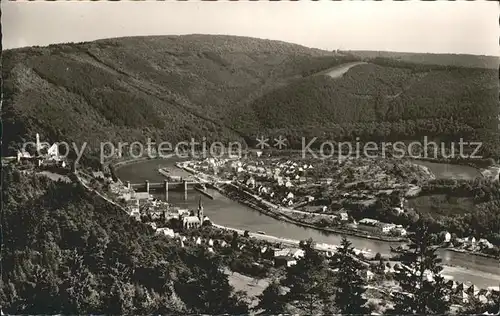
[320,178,334,185]
[274,256,297,267]
[245,176,256,189]
[156,227,175,238]
[380,223,397,234]
[359,218,379,226]
[360,270,375,282]
[392,226,407,236]
[443,231,452,243]
[478,238,494,249]
[92,171,106,181]
[339,212,349,222]
[16,149,32,162]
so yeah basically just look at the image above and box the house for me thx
[359,218,379,226]
[339,212,349,222]
[291,248,305,259]
[467,284,480,297]
[132,191,152,201]
[247,165,257,173]
[380,223,396,234]
[466,236,477,245]
[130,209,141,221]
[305,195,315,202]
[245,177,255,189]
[286,199,294,207]
[286,192,295,200]
[156,227,175,238]
[16,149,32,162]
[393,227,407,236]
[393,207,404,215]
[274,256,297,267]
[284,179,293,188]
[46,143,60,160]
[320,178,333,185]
[360,270,374,281]
[92,171,106,180]
[443,231,452,243]
[478,238,494,249]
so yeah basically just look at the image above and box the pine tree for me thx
[281,238,334,314]
[254,280,287,315]
[389,220,451,314]
[330,237,368,314]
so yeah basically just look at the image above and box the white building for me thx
[444,231,452,243]
[156,227,175,238]
[339,212,349,222]
[380,223,397,233]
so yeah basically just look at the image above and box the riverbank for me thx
[117,158,499,263]
[443,246,500,260]
[218,183,406,244]
[410,157,487,178]
[212,223,372,259]
[173,161,405,243]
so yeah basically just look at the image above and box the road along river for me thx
[116,158,500,288]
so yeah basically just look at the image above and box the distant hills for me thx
[3,35,499,164]
[342,50,499,69]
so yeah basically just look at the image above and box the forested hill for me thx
[343,50,499,69]
[1,166,249,314]
[3,34,499,162]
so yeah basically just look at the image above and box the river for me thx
[411,159,483,180]
[116,158,500,288]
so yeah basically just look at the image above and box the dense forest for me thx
[3,35,499,163]
[1,166,249,314]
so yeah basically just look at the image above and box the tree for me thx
[254,281,287,315]
[176,247,249,315]
[389,220,451,314]
[330,237,368,314]
[281,238,334,314]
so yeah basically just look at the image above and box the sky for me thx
[2,1,499,56]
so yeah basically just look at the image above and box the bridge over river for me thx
[127,171,231,201]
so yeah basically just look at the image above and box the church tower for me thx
[197,197,204,221]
